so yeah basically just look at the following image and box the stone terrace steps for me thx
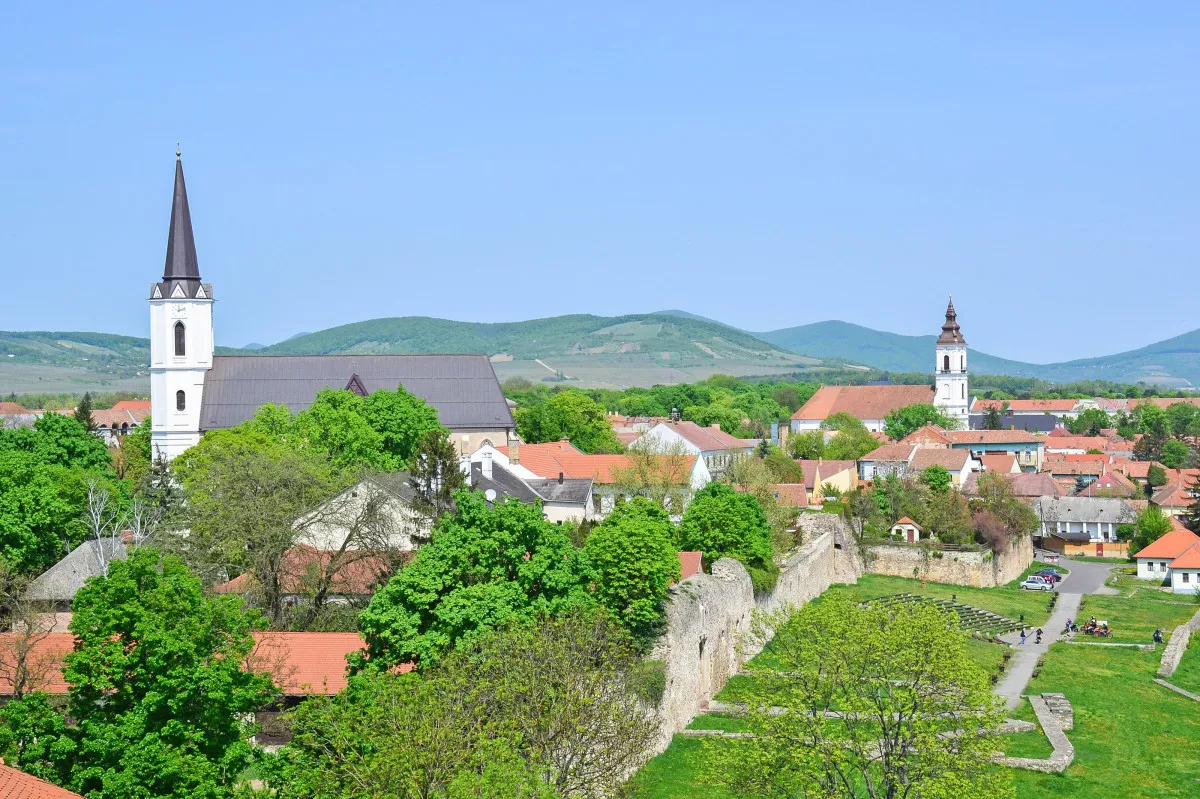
[868,593,1029,634]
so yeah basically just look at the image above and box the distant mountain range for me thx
[2,313,1197,393]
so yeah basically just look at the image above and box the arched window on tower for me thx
[962,384,965,398]
[174,322,186,357]
[943,354,949,372]
[176,390,186,411]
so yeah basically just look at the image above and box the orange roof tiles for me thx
[794,459,858,491]
[1169,541,1200,569]
[899,424,952,447]
[1078,472,1139,498]
[910,448,972,471]
[498,441,697,484]
[213,546,398,596]
[974,399,1078,412]
[112,399,152,412]
[1043,436,1110,451]
[1135,528,1200,560]
[946,430,1041,445]
[0,402,29,414]
[677,551,703,583]
[653,421,752,452]
[792,385,934,422]
[894,516,920,527]
[979,454,1017,473]
[1152,481,1195,509]
[0,764,83,798]
[860,444,915,462]
[770,483,808,508]
[0,633,73,695]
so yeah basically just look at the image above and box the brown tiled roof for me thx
[0,402,29,414]
[973,399,1078,413]
[212,546,397,596]
[1078,472,1138,498]
[497,441,697,485]
[860,444,916,462]
[112,399,152,411]
[770,483,808,508]
[979,454,1017,473]
[899,424,952,447]
[947,430,1041,445]
[1045,461,1106,477]
[962,471,1063,498]
[650,421,753,452]
[794,459,857,491]
[0,764,82,798]
[791,385,934,422]
[910,448,972,471]
[1130,397,1200,410]
[677,551,703,583]
[1152,481,1195,509]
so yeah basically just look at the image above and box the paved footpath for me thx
[994,592,1080,709]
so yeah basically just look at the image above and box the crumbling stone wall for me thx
[651,517,862,752]
[865,535,1032,588]
[1158,608,1200,678]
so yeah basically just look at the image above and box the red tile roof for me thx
[979,454,1017,473]
[112,399,152,412]
[1152,481,1195,509]
[0,764,82,798]
[860,444,916,462]
[0,632,383,698]
[677,551,703,583]
[910,448,972,472]
[974,399,1078,413]
[771,483,808,508]
[1078,471,1139,498]
[947,430,1042,445]
[792,385,934,422]
[0,633,74,695]
[91,407,150,430]
[894,516,920,527]
[899,424,952,447]
[1043,436,1110,452]
[793,459,857,491]
[1130,397,1200,410]
[498,441,697,485]
[650,421,752,452]
[212,546,397,596]
[1135,528,1200,560]
[1169,541,1200,569]
[0,402,29,414]
[1045,461,1106,476]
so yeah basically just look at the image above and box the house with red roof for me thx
[793,459,858,504]
[970,398,1080,419]
[630,420,756,478]
[889,517,926,543]
[791,384,935,434]
[1167,541,1200,594]
[1134,528,1200,584]
[0,764,83,799]
[944,429,1045,471]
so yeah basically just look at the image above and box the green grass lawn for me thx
[634,577,1200,798]
[831,574,1054,627]
[1171,634,1200,695]
[1069,555,1132,564]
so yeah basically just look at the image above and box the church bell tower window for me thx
[174,321,186,357]
[176,390,186,411]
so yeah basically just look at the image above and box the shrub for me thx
[678,483,778,592]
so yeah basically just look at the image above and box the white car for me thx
[1020,578,1054,591]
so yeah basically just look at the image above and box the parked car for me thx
[1020,578,1054,591]
[1036,568,1063,582]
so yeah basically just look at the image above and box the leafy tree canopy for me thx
[515,390,623,453]
[882,403,959,441]
[678,483,777,591]
[1132,505,1175,555]
[354,491,594,670]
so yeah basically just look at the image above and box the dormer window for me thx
[174,322,186,357]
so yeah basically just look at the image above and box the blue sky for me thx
[2,4,1198,362]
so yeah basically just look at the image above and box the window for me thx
[960,355,965,371]
[943,354,950,371]
[961,384,965,398]
[1184,572,1191,584]
[1162,562,1168,572]
[174,321,185,356]
[175,390,186,411]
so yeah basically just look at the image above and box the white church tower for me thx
[149,151,213,461]
[934,296,969,426]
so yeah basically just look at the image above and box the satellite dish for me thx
[484,489,497,502]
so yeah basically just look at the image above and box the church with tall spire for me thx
[148,151,214,461]
[145,153,515,462]
[934,296,969,426]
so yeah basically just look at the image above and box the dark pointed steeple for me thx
[151,149,211,301]
[936,295,965,345]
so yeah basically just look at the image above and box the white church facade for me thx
[148,155,515,462]
[933,296,969,427]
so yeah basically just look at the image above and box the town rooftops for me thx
[112,399,152,412]
[899,424,953,446]
[198,354,514,432]
[859,444,915,462]
[894,516,921,527]
[793,459,857,491]
[0,763,83,799]
[212,545,397,597]
[1152,481,1195,510]
[961,471,1063,498]
[1077,471,1139,498]
[472,459,593,505]
[972,399,1078,413]
[1134,528,1200,560]
[791,384,935,422]
[946,429,1042,445]
[1044,436,1111,452]
[910,448,973,471]
[0,402,29,414]
[496,440,698,485]
[644,420,751,452]
[979,454,1017,473]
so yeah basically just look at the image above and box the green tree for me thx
[1131,505,1174,555]
[293,388,389,469]
[515,391,622,453]
[1160,439,1190,469]
[1068,408,1111,436]
[1186,476,1200,535]
[5,549,274,799]
[706,595,1010,799]
[584,498,680,648]
[763,451,804,483]
[981,401,1009,430]
[354,492,594,670]
[786,429,825,460]
[677,483,778,592]
[407,428,468,524]
[363,383,445,466]
[882,403,959,441]
[1147,463,1169,488]
[820,414,880,461]
[0,412,112,473]
[73,392,96,432]
[920,464,951,493]
[119,416,153,483]
[973,472,1038,537]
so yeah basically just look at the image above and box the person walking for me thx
[1019,629,1027,646]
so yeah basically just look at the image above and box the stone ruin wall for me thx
[1158,608,1200,678]
[651,514,861,753]
[865,534,1032,588]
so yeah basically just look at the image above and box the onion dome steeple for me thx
[936,295,965,345]
[151,149,212,301]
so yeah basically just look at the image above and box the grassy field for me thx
[633,575,1200,799]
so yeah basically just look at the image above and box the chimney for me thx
[710,424,721,431]
[510,434,521,465]
[482,452,492,480]
[558,472,564,484]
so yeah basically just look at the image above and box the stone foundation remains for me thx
[865,534,1032,588]
[1158,608,1200,678]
